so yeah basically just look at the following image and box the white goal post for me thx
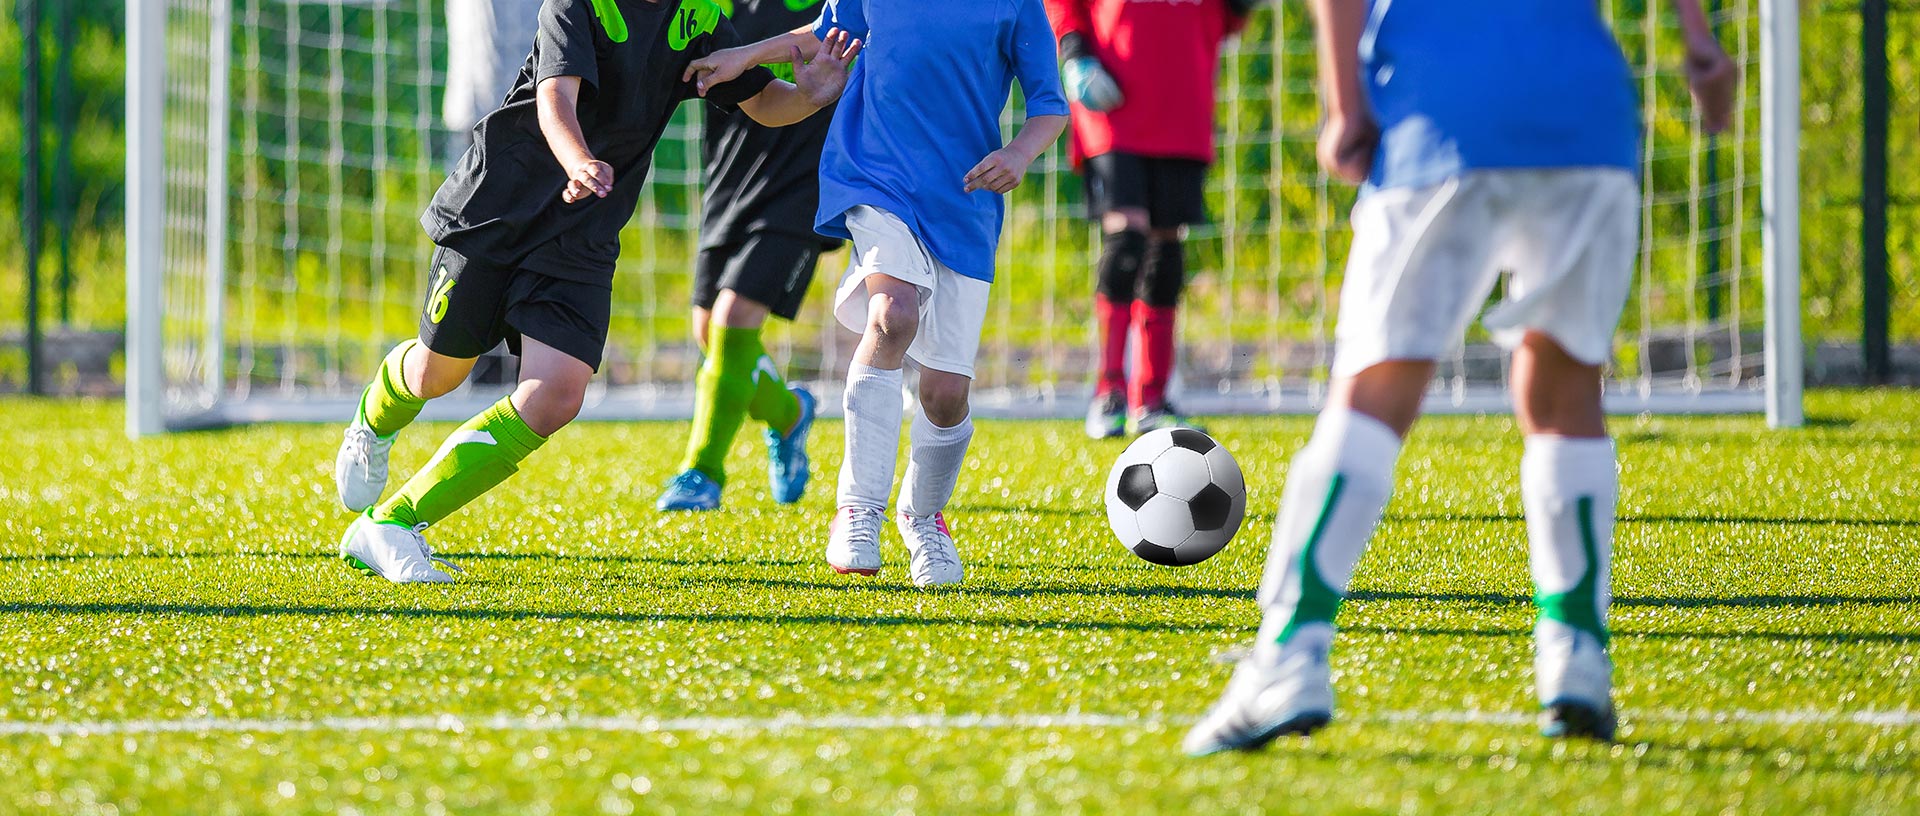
[126,0,1805,436]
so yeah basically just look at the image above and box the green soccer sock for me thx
[358,340,427,437]
[373,395,547,529]
[680,325,775,485]
[748,349,800,434]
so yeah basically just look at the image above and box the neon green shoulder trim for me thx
[587,0,629,43]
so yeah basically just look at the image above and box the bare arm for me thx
[683,26,825,95]
[962,114,1069,195]
[736,32,862,127]
[1308,0,1375,185]
[536,76,613,204]
[1670,0,1738,133]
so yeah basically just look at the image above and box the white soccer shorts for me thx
[1330,168,1640,379]
[833,205,992,378]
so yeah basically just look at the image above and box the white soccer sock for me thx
[899,411,973,518]
[836,363,906,510]
[1522,435,1617,643]
[1254,408,1402,653]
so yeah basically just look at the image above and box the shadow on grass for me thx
[1347,590,1920,610]
[0,551,1140,574]
[1382,511,1920,529]
[957,504,1920,531]
[1334,622,1916,645]
[0,601,1243,634]
[1354,737,1903,779]
[671,576,1249,601]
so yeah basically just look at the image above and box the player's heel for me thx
[338,513,379,577]
[339,553,376,576]
[1540,700,1617,742]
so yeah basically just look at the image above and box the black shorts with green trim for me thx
[416,245,612,372]
[692,231,825,321]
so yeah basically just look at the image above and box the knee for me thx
[514,379,587,437]
[919,379,971,428]
[413,358,472,400]
[866,291,920,348]
[1518,385,1604,437]
[712,290,770,330]
[1101,209,1150,235]
[1097,229,1149,301]
[1139,237,1185,308]
[692,308,712,353]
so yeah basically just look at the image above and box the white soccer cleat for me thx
[826,505,886,576]
[897,512,964,587]
[1534,618,1617,741]
[338,513,461,584]
[334,416,396,512]
[1184,623,1335,755]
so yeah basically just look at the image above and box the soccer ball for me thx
[1104,428,1247,566]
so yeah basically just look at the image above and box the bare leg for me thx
[512,336,594,437]
[1511,329,1618,736]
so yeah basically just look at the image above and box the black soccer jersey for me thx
[698,0,839,251]
[423,0,777,284]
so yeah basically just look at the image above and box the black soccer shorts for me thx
[692,231,825,321]
[1083,151,1210,229]
[416,245,613,372]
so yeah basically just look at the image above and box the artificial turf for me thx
[0,392,1915,814]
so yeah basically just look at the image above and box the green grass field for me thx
[2,392,1917,814]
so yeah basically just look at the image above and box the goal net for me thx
[126,0,1803,434]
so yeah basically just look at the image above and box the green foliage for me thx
[0,390,1917,811]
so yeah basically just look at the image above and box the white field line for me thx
[0,709,1916,738]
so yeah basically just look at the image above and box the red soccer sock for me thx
[1130,302,1177,411]
[1095,295,1133,398]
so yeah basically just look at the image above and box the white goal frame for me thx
[125,0,1805,436]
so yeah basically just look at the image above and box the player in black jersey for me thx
[657,0,841,512]
[330,0,862,582]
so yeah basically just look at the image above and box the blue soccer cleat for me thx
[656,469,722,512]
[766,386,817,504]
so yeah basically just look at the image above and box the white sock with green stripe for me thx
[1254,408,1401,658]
[1522,436,1616,646]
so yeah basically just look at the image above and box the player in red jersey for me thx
[1045,0,1258,438]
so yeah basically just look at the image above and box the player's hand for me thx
[963,147,1033,195]
[563,159,613,204]
[685,46,757,97]
[1063,56,1123,113]
[793,29,862,108]
[1316,110,1378,186]
[1684,34,1739,135]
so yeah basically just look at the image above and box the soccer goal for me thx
[125,0,1804,436]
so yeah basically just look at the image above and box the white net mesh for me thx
[151,0,1773,425]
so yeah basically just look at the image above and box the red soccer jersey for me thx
[1044,0,1246,167]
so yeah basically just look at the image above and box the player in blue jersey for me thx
[1184,0,1737,751]
[687,0,1069,587]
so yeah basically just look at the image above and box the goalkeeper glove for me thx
[1063,56,1123,113]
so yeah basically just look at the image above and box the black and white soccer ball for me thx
[1104,428,1247,566]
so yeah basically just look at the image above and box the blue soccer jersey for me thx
[810,0,1070,283]
[1361,0,1640,190]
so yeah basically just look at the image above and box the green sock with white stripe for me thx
[1255,409,1402,650]
[1522,436,1617,647]
[373,396,547,529]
